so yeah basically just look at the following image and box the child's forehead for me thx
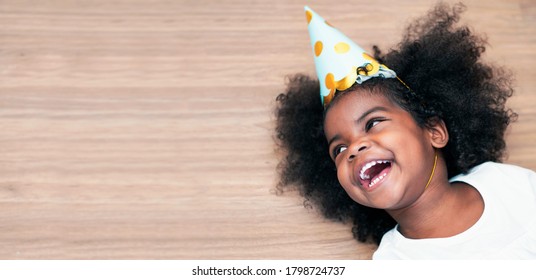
[323,88,411,128]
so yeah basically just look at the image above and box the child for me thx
[274,3,536,259]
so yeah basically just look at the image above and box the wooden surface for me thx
[0,0,534,259]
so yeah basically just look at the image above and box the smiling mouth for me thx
[358,160,392,189]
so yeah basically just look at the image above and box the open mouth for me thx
[358,160,392,189]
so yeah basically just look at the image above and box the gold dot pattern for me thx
[324,67,358,99]
[334,42,350,54]
[325,73,335,90]
[324,73,336,106]
[306,10,313,24]
[314,41,323,56]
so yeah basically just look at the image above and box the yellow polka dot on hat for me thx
[304,6,397,107]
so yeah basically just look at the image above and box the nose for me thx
[347,140,369,161]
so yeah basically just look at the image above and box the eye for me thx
[365,117,386,132]
[332,145,347,159]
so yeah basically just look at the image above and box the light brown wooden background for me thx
[0,0,534,259]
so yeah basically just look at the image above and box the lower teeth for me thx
[368,173,387,187]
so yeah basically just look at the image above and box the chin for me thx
[346,185,408,210]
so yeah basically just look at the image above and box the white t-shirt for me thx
[373,162,536,259]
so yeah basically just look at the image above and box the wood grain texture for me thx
[0,0,534,259]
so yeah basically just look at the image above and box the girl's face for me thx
[324,89,438,210]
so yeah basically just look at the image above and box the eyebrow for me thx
[327,106,389,148]
[356,106,389,124]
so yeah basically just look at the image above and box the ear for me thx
[426,118,449,149]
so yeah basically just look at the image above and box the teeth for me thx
[359,160,390,180]
[368,172,388,188]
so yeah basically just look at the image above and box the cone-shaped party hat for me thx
[305,6,397,106]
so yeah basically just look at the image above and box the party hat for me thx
[305,6,397,106]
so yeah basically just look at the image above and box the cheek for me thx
[336,165,353,193]
[335,163,347,185]
[336,165,367,203]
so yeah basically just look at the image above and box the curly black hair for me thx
[274,2,517,245]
